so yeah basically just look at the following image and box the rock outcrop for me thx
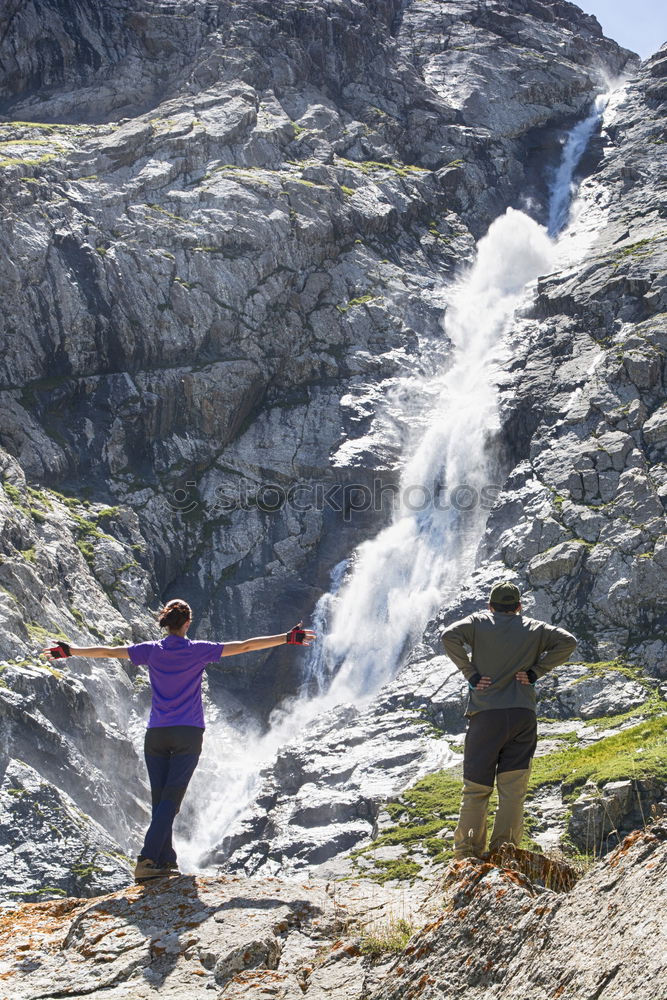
[0,823,665,1000]
[371,823,667,1000]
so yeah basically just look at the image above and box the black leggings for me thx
[140,726,203,865]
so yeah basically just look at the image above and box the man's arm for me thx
[441,617,478,681]
[532,623,577,678]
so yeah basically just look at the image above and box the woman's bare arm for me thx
[71,645,131,659]
[43,642,130,660]
[221,627,315,657]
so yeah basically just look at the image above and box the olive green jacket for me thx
[441,611,577,716]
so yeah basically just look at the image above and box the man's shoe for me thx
[134,856,171,882]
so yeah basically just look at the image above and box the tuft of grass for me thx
[96,506,120,521]
[360,918,414,957]
[76,539,95,564]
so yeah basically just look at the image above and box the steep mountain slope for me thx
[1,0,664,904]
[210,44,667,876]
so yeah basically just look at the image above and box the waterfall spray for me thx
[322,209,553,704]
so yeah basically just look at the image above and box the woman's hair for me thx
[157,599,192,631]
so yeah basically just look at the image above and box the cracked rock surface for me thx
[0,824,665,1000]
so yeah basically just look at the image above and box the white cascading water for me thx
[181,98,605,869]
[320,209,553,701]
[548,93,608,237]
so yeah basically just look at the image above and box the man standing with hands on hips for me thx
[441,582,577,860]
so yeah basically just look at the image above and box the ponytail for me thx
[157,599,192,632]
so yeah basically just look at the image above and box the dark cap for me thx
[489,581,521,606]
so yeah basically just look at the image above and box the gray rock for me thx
[369,822,667,1000]
[0,759,131,905]
[536,665,649,720]
[567,778,665,852]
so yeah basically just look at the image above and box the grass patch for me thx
[291,177,329,189]
[3,482,24,506]
[529,714,667,799]
[24,622,67,647]
[336,157,429,178]
[351,771,463,879]
[337,294,377,313]
[0,152,58,169]
[360,918,414,957]
[363,858,423,884]
[574,659,646,684]
[27,487,52,510]
[1,121,88,132]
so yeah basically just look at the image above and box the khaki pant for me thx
[453,708,536,859]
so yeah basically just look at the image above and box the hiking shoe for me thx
[134,856,171,882]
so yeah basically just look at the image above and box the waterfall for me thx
[297,559,348,699]
[322,209,553,703]
[182,98,605,869]
[548,94,609,237]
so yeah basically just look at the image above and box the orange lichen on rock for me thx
[607,828,653,867]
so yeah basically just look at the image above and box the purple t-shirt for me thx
[128,635,224,729]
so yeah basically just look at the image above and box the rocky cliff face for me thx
[1,0,665,917]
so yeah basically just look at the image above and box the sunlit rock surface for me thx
[0,824,665,1000]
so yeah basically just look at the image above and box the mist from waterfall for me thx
[182,99,606,870]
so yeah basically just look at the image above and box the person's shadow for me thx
[59,875,217,989]
[57,875,315,990]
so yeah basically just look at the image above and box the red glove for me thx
[45,641,71,659]
[286,623,307,645]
